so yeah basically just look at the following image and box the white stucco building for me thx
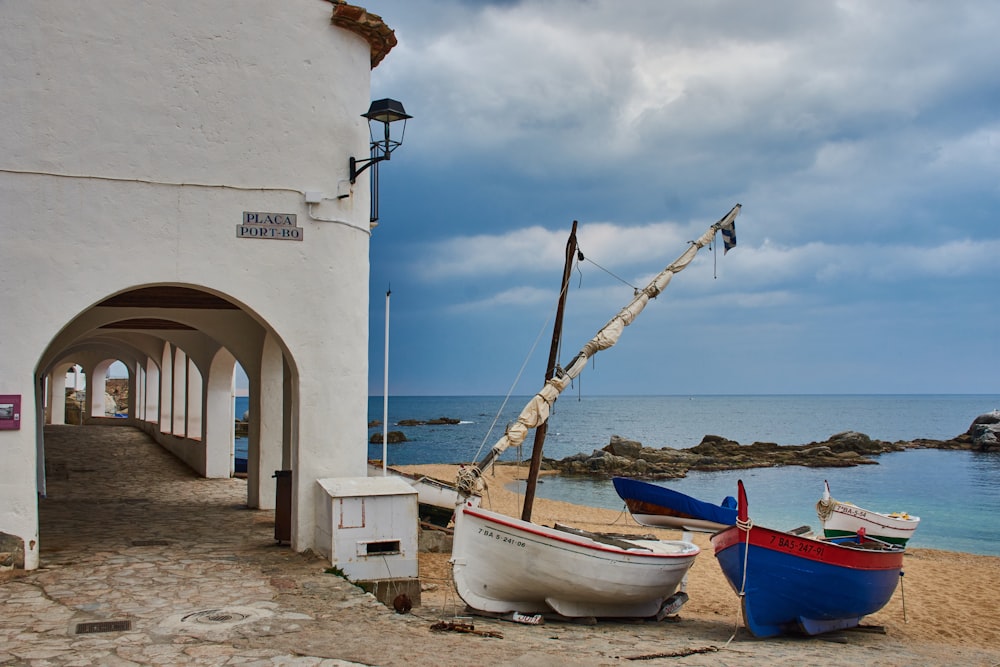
[0,1,399,570]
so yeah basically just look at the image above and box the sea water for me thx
[241,394,1000,555]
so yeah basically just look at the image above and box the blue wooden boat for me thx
[612,477,737,532]
[711,480,905,638]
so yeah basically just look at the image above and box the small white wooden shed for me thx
[314,476,419,582]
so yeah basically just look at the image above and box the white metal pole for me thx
[382,288,390,475]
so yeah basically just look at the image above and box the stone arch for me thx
[31,283,331,529]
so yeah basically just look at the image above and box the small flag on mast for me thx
[721,220,736,254]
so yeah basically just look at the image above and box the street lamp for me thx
[349,98,411,225]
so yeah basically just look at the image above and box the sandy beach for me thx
[401,462,1000,664]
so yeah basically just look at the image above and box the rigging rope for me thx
[713,237,718,278]
[579,249,639,292]
[469,252,580,464]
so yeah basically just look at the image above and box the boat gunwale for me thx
[711,523,904,570]
[827,503,920,531]
[462,504,700,559]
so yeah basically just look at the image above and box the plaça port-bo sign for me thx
[237,212,303,241]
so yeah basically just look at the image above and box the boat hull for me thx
[819,501,919,546]
[711,523,904,638]
[451,502,699,618]
[612,477,736,532]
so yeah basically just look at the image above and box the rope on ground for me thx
[407,576,466,624]
[429,620,503,639]
[625,646,720,660]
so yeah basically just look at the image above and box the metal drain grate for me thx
[131,539,170,546]
[75,620,132,634]
[181,609,249,625]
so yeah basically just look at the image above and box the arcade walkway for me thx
[0,425,424,665]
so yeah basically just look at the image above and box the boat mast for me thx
[521,221,578,522]
[458,204,741,498]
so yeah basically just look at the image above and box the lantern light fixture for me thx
[349,98,411,184]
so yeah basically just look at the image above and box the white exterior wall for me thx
[0,1,384,567]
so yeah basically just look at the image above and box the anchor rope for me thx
[900,570,907,623]
[815,496,836,521]
[722,517,754,649]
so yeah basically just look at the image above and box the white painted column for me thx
[204,348,237,479]
[253,333,284,510]
[172,349,187,435]
[159,344,172,432]
[135,363,145,421]
[48,372,66,425]
[186,358,203,440]
[89,366,107,418]
[145,358,159,424]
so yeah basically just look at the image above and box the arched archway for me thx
[31,284,355,555]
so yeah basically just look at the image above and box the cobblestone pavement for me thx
[2,425,996,666]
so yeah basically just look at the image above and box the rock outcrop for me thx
[546,411,1000,478]
[370,430,407,444]
[397,417,461,426]
[968,410,1000,451]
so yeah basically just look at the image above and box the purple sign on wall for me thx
[0,395,21,430]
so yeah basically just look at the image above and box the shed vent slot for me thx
[365,540,401,555]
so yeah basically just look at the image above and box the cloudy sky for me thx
[361,0,999,397]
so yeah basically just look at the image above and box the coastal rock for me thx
[369,431,407,444]
[969,410,1000,451]
[551,426,976,479]
[604,435,643,458]
[396,417,461,426]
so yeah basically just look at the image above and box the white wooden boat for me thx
[368,462,479,527]
[815,480,919,546]
[451,205,741,619]
[451,501,698,618]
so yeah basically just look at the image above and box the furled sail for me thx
[457,204,741,496]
